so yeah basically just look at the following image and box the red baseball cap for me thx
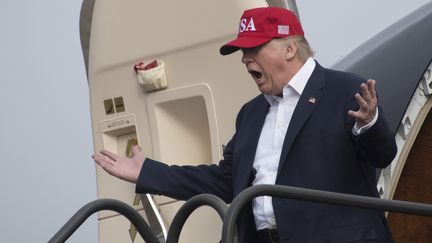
[220,7,304,55]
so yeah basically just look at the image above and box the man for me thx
[93,7,397,243]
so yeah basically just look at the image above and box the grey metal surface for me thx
[79,0,95,78]
[140,194,167,242]
[333,2,432,134]
[266,0,300,20]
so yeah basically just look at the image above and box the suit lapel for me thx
[277,63,326,177]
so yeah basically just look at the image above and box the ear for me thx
[284,40,298,61]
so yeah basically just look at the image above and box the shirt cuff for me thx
[352,108,379,136]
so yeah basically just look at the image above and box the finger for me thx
[92,153,104,164]
[93,153,114,166]
[347,110,356,118]
[354,93,368,110]
[366,79,377,99]
[347,110,367,122]
[100,149,118,161]
[364,80,377,110]
[98,160,116,176]
[360,82,372,102]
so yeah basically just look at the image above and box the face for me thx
[241,39,292,96]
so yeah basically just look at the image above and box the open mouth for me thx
[248,70,263,80]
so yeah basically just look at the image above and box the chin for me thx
[258,88,270,95]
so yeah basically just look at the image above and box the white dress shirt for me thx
[251,58,378,230]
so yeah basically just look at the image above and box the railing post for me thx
[48,199,160,243]
[166,194,228,243]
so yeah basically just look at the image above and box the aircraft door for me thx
[85,0,268,242]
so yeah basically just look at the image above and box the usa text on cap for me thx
[220,7,304,55]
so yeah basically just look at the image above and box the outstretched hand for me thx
[348,79,378,128]
[92,145,145,183]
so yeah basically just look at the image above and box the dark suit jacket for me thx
[136,62,397,242]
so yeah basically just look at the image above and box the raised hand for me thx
[92,145,145,183]
[348,79,378,128]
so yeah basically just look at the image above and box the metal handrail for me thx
[221,184,432,243]
[48,194,228,243]
[50,185,432,243]
[48,199,159,243]
[166,194,228,243]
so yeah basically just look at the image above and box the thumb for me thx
[131,145,142,156]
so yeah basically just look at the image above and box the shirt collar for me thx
[264,57,316,105]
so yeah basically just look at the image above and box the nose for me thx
[241,49,252,64]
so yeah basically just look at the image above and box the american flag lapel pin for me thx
[308,97,316,104]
